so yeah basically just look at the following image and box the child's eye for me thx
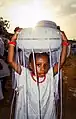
[36,64,41,67]
[44,64,48,68]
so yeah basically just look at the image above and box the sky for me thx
[0,0,76,39]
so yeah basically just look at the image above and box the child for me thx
[8,29,68,119]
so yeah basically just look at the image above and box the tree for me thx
[0,17,10,37]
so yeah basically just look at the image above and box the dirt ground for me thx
[0,54,76,119]
[62,55,76,119]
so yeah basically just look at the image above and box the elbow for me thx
[8,60,12,65]
[8,56,13,65]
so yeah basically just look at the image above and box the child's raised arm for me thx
[53,31,69,75]
[8,31,22,74]
[60,31,68,67]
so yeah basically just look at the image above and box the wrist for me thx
[62,41,69,46]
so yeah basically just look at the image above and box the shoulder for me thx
[20,66,30,75]
[21,66,28,71]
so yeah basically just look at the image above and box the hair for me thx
[57,26,60,30]
[29,52,50,63]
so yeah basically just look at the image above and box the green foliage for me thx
[0,17,10,28]
[0,17,10,37]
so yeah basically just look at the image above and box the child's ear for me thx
[28,63,33,70]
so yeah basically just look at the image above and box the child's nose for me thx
[41,66,45,72]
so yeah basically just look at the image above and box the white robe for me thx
[15,66,56,119]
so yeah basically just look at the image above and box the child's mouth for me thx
[38,74,45,77]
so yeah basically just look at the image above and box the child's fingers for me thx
[11,28,22,41]
[16,31,19,35]
[16,28,22,33]
[15,28,22,37]
[60,31,68,41]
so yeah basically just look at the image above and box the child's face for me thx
[30,55,49,77]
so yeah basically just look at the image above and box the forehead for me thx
[36,54,49,62]
[29,52,49,63]
[36,54,47,58]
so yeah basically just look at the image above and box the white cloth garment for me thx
[15,66,56,119]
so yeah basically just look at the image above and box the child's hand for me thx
[61,31,68,42]
[11,28,22,42]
